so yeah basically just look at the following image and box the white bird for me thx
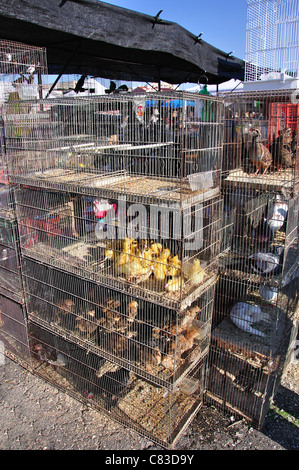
[47,352,67,367]
[230,302,271,337]
[26,64,36,75]
[249,252,280,275]
[259,285,278,303]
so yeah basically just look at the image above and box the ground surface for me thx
[0,355,298,451]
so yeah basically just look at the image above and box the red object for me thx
[33,216,61,237]
[269,102,299,144]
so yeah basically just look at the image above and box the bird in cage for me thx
[126,300,139,323]
[152,248,171,281]
[184,258,205,287]
[251,215,274,250]
[165,276,185,293]
[33,343,67,367]
[166,254,182,277]
[259,285,278,303]
[75,317,98,339]
[291,130,297,156]
[139,345,162,372]
[248,249,282,277]
[270,127,294,171]
[55,298,76,327]
[99,299,121,329]
[248,128,272,176]
[230,302,272,338]
[161,324,200,370]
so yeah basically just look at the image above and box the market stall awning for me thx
[0,0,245,85]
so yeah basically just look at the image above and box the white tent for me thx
[184,79,243,95]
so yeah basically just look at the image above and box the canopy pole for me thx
[45,40,82,98]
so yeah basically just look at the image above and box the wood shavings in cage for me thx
[224,169,295,190]
[117,378,199,441]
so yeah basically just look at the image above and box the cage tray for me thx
[223,169,295,191]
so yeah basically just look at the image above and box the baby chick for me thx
[185,259,205,286]
[56,298,75,325]
[166,254,181,277]
[165,277,184,292]
[101,299,121,327]
[150,242,163,257]
[75,317,97,338]
[179,305,201,331]
[140,346,162,372]
[126,300,138,323]
[153,248,170,281]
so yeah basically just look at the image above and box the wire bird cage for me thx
[206,87,299,428]
[13,185,222,310]
[28,320,206,448]
[245,0,299,82]
[3,92,223,194]
[21,257,215,388]
[0,293,31,367]
[0,39,47,102]
[0,89,225,447]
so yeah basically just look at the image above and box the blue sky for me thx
[102,0,248,60]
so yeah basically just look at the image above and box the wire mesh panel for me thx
[206,274,298,428]
[0,39,47,103]
[28,320,206,448]
[245,0,299,82]
[0,216,23,302]
[14,185,223,310]
[3,92,223,196]
[220,89,298,288]
[222,89,298,187]
[0,294,31,366]
[22,257,214,389]
[206,87,299,427]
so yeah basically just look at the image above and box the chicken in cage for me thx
[221,89,298,191]
[22,257,214,387]
[14,185,222,309]
[28,320,205,448]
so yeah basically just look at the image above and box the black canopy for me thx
[0,0,245,85]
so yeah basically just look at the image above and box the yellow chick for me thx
[140,246,153,268]
[105,248,115,260]
[153,248,170,281]
[150,242,163,257]
[166,254,181,277]
[186,259,205,286]
[165,277,184,292]
[116,256,151,278]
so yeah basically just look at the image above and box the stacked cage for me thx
[206,88,299,428]
[245,0,299,83]
[4,91,224,447]
[0,39,48,368]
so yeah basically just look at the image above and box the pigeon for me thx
[267,195,288,232]
[230,302,271,337]
[259,285,278,303]
[248,251,281,276]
